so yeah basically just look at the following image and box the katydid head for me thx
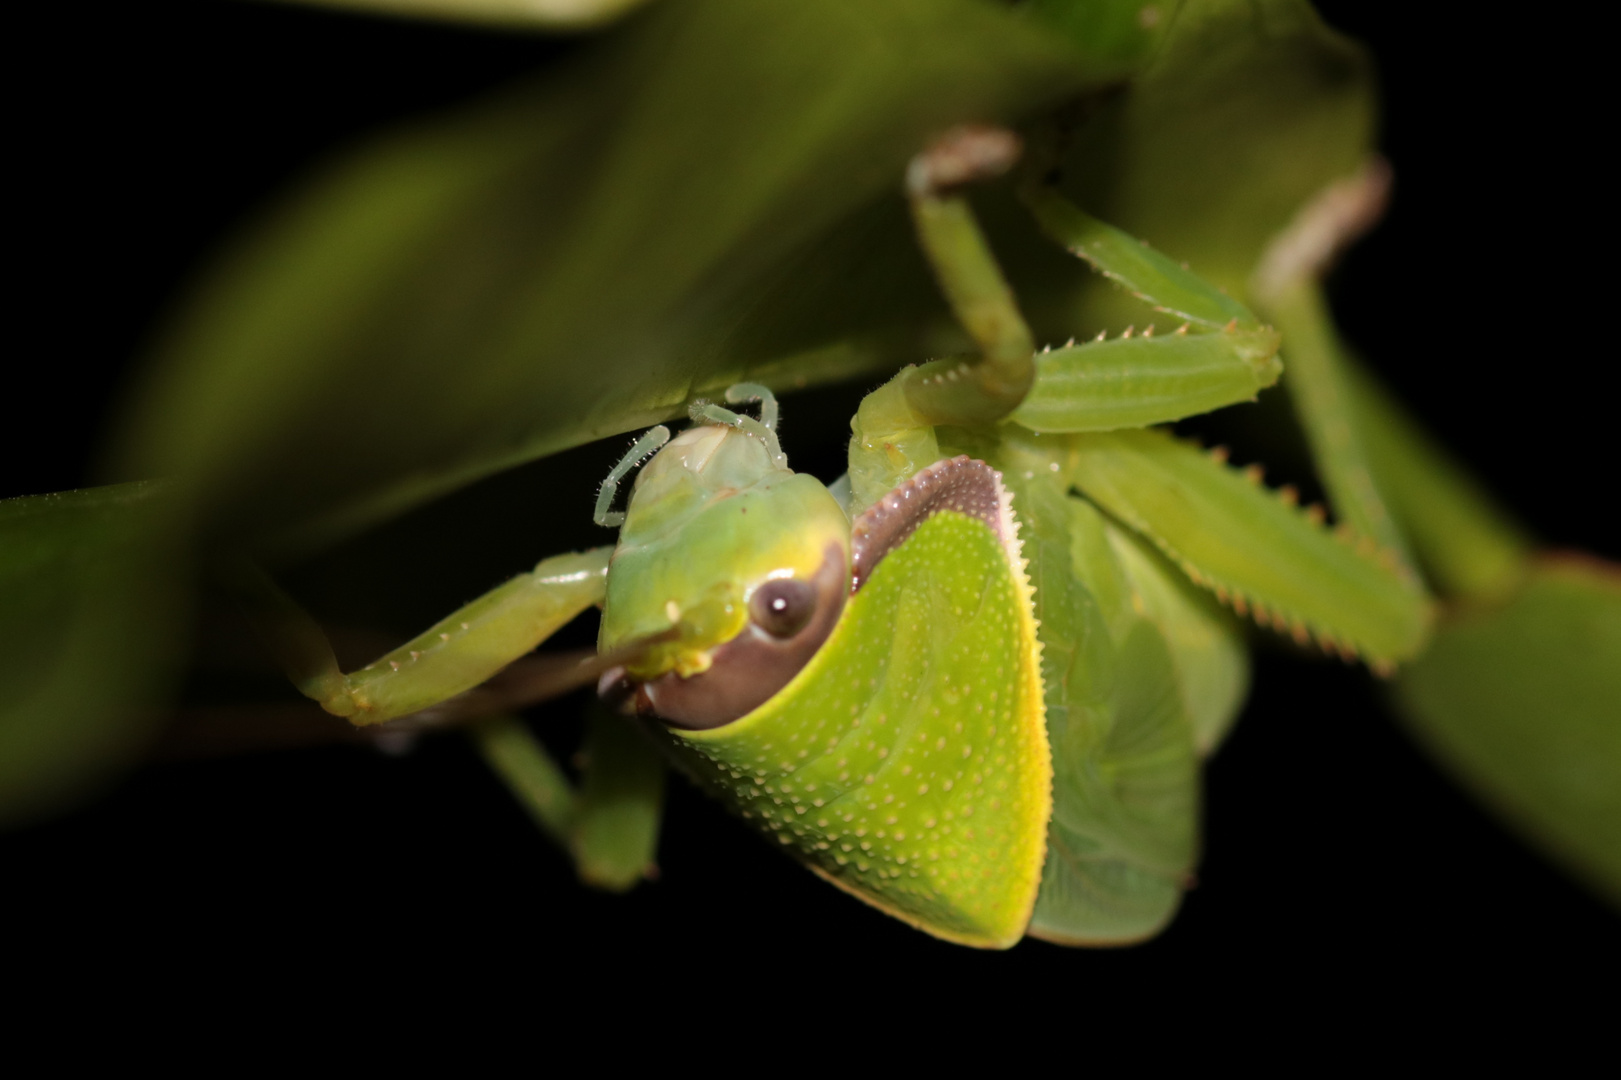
[598,392,851,730]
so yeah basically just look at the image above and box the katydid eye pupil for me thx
[751,579,815,638]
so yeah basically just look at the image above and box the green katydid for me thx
[243,126,1430,948]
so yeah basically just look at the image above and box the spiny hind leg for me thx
[848,127,1038,512]
[1006,129,1286,435]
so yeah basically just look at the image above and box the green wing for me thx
[661,511,1050,949]
[996,455,1200,945]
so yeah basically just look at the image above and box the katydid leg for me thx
[901,126,1036,428]
[471,705,665,892]
[1009,182,1283,432]
[236,547,613,725]
[1064,428,1431,668]
[473,714,577,849]
[1019,184,1260,331]
[1251,160,1419,584]
[1343,360,1531,602]
[572,703,665,891]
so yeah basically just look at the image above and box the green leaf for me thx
[1393,559,1621,906]
[0,483,188,826]
[573,704,665,892]
[113,0,1107,552]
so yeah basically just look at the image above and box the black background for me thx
[5,1,1616,1012]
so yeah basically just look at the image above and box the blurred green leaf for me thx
[1394,559,1621,906]
[114,0,1108,553]
[0,483,187,825]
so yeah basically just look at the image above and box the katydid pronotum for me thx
[240,126,1431,948]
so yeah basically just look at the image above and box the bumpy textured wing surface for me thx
[666,497,1049,948]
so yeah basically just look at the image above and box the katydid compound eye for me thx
[749,578,816,638]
